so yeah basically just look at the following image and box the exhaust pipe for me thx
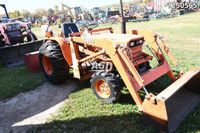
[120,0,126,34]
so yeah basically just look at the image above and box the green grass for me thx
[0,23,59,100]
[0,23,62,100]
[27,12,200,132]
[0,22,48,100]
[29,81,152,133]
[0,65,46,100]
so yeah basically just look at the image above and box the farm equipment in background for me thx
[140,0,154,10]
[106,8,120,17]
[0,4,42,67]
[57,3,93,28]
[0,21,37,46]
[35,18,45,27]
[91,7,106,21]
[115,1,151,23]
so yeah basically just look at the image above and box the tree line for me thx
[8,5,60,19]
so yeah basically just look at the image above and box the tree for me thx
[21,9,31,20]
[9,10,20,18]
[35,8,46,18]
[54,5,59,11]
[8,12,14,18]
[32,12,40,19]
[54,5,59,15]
[47,8,54,16]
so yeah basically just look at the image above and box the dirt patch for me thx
[0,81,76,133]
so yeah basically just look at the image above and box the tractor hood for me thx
[72,33,144,55]
[80,33,144,47]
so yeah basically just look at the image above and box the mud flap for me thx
[0,40,42,67]
[142,70,200,132]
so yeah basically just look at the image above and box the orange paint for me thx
[42,55,53,75]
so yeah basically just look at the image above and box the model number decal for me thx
[84,39,95,44]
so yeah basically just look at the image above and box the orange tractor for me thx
[39,21,200,132]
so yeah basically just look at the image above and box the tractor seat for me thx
[61,23,79,38]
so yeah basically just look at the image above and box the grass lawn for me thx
[27,12,200,132]
[0,63,46,100]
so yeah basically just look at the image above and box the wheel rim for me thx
[95,79,111,99]
[43,55,53,75]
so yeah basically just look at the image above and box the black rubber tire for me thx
[27,33,37,42]
[39,40,69,84]
[90,71,121,103]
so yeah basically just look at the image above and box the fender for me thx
[43,37,73,66]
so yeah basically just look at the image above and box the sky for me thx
[1,0,132,13]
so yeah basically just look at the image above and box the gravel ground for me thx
[0,81,76,133]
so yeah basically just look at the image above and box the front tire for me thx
[39,41,69,84]
[91,71,121,103]
[27,33,37,42]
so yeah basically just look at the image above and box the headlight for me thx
[139,39,144,44]
[6,24,12,31]
[130,41,135,47]
[129,39,144,48]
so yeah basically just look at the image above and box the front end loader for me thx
[0,4,42,67]
[39,22,200,132]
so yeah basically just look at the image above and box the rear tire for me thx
[91,71,121,103]
[39,41,69,84]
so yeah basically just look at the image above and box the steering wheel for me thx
[80,23,98,31]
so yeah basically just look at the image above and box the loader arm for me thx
[131,30,200,132]
[135,30,181,72]
[61,3,74,20]
[72,35,176,108]
[114,29,180,69]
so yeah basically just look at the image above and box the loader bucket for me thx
[142,70,200,132]
[0,40,42,67]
